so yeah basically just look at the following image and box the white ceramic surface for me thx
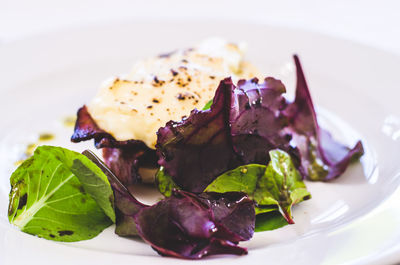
[0,20,399,265]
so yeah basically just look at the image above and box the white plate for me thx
[1,19,400,265]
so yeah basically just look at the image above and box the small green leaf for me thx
[307,143,329,181]
[255,205,278,215]
[155,167,180,197]
[8,145,115,242]
[255,211,288,232]
[70,159,115,222]
[202,99,213,110]
[205,149,311,224]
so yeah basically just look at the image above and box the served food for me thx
[8,39,364,259]
[88,38,258,148]
[72,38,259,184]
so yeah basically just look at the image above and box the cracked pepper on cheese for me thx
[87,38,260,148]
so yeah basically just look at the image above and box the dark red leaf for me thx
[156,78,241,192]
[134,190,254,259]
[71,105,157,185]
[156,77,296,192]
[284,55,364,180]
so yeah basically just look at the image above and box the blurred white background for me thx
[1,0,399,54]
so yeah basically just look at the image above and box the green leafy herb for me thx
[8,145,115,242]
[255,211,288,232]
[155,166,180,197]
[205,149,311,224]
[202,99,213,110]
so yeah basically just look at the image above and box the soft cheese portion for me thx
[87,38,259,148]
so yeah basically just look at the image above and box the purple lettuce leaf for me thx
[197,192,255,242]
[101,147,158,185]
[71,105,158,185]
[230,78,300,166]
[71,105,111,147]
[84,150,254,258]
[135,190,254,259]
[101,148,140,186]
[156,78,242,192]
[157,56,364,186]
[284,55,364,180]
[156,77,297,192]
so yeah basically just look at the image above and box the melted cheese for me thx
[87,38,259,148]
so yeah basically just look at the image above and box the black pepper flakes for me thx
[147,105,153,109]
[170,69,178,76]
[152,99,160,103]
[177,93,186,100]
[152,76,166,87]
[176,92,197,101]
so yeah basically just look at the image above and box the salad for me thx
[7,39,364,259]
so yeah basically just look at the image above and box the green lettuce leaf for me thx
[8,145,115,242]
[205,149,311,224]
[155,166,180,197]
[255,211,288,232]
[202,99,213,110]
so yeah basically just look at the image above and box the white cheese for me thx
[87,38,259,148]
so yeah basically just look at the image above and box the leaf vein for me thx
[46,193,82,204]
[42,162,63,199]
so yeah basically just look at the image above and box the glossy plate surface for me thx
[0,20,399,265]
